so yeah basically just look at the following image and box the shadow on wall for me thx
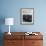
[0,16,5,32]
[0,16,5,46]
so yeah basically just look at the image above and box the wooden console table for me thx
[4,32,43,46]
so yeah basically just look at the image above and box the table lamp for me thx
[5,18,14,35]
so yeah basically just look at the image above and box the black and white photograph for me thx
[20,8,34,24]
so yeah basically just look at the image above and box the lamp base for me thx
[8,32,11,35]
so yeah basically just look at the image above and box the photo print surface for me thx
[23,15,32,22]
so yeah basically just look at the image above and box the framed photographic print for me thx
[20,8,34,24]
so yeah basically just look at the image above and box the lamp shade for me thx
[5,18,14,25]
